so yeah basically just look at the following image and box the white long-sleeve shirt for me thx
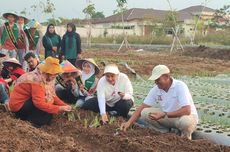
[97,73,134,115]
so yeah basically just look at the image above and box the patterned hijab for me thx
[15,67,56,103]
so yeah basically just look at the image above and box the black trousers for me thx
[14,99,53,127]
[55,86,77,104]
[81,97,133,118]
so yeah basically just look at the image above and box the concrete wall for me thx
[40,25,138,38]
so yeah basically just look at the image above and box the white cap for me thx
[104,64,120,74]
[149,65,170,80]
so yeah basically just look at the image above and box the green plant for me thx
[89,115,101,128]
[109,116,116,124]
[67,112,76,122]
[83,118,89,128]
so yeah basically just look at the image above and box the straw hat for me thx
[3,12,18,20]
[38,57,63,75]
[104,64,120,75]
[18,15,29,24]
[148,65,170,81]
[3,58,22,67]
[76,58,100,75]
[60,60,79,73]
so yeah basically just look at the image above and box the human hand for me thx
[59,105,72,112]
[80,84,85,91]
[77,54,82,59]
[101,114,108,124]
[52,47,57,52]
[118,92,125,98]
[148,112,166,121]
[120,121,131,131]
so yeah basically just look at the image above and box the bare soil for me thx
[82,48,230,77]
[1,109,230,152]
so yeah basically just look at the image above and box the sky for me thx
[0,0,229,22]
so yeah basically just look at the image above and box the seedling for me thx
[89,115,101,128]
[84,118,89,128]
[109,116,116,125]
[67,112,76,122]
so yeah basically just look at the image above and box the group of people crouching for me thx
[0,52,199,140]
[0,54,134,126]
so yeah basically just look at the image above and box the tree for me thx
[211,5,230,28]
[92,12,105,19]
[83,2,96,48]
[114,0,130,52]
[30,0,56,23]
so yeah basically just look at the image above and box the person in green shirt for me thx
[42,24,61,58]
[61,23,82,66]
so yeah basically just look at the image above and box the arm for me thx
[42,36,52,50]
[166,105,191,118]
[96,79,106,115]
[53,96,67,106]
[24,32,29,51]
[57,35,61,51]
[61,35,66,56]
[31,84,61,114]
[76,33,82,54]
[123,76,133,100]
[121,103,150,131]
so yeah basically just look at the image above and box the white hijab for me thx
[81,61,95,83]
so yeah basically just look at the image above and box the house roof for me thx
[93,8,170,24]
[92,5,216,24]
[179,5,215,13]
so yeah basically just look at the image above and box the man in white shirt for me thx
[121,65,198,140]
[82,64,134,123]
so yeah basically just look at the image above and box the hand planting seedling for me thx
[114,128,121,136]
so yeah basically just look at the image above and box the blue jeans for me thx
[0,84,9,104]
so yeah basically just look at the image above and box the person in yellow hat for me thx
[55,60,81,104]
[9,57,72,127]
[120,65,198,140]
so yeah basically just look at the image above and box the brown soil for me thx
[184,46,230,60]
[1,109,229,152]
[82,48,230,77]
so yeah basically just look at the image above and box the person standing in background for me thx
[0,12,19,58]
[42,24,61,58]
[17,15,29,69]
[24,19,42,58]
[61,23,82,66]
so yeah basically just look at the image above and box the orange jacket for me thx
[9,82,66,114]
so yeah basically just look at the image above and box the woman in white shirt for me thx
[82,64,134,123]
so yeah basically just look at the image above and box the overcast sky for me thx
[0,0,229,22]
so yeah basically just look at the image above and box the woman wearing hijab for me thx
[82,64,134,124]
[61,23,82,66]
[73,58,99,107]
[42,24,61,58]
[9,57,72,127]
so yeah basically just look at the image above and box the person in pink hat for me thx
[55,60,80,104]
